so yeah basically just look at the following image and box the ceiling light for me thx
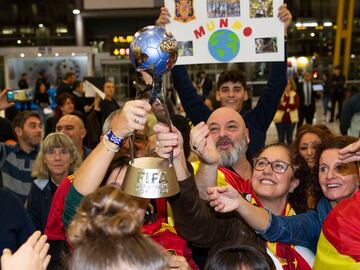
[323,22,333,27]
[38,23,44,28]
[72,9,80,15]
[303,22,318,27]
[17,39,21,44]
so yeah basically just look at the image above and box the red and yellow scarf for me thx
[248,195,311,270]
[313,191,360,269]
[218,167,312,270]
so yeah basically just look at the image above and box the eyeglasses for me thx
[253,157,293,174]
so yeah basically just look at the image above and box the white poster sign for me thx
[164,0,284,65]
[84,80,105,99]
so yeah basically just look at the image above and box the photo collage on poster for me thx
[165,0,284,65]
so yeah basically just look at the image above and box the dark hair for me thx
[292,125,335,208]
[216,70,247,91]
[100,153,130,187]
[74,80,83,90]
[64,72,75,80]
[12,111,40,132]
[293,124,333,159]
[253,143,309,213]
[313,124,333,136]
[57,93,75,107]
[68,186,167,270]
[205,243,275,270]
[103,80,113,88]
[311,135,358,205]
[55,93,75,118]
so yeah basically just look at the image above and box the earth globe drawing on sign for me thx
[208,29,240,62]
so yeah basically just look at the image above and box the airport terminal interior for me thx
[0,1,360,270]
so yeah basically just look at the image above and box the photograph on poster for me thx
[178,41,194,56]
[249,0,273,18]
[165,0,284,65]
[207,0,241,18]
[255,37,278,53]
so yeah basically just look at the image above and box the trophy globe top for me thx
[129,25,178,77]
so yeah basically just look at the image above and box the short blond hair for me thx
[32,132,82,179]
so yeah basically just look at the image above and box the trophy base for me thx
[122,157,180,198]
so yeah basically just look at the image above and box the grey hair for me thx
[31,132,82,179]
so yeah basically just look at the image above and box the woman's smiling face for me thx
[319,149,360,207]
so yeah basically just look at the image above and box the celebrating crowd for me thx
[1,4,359,270]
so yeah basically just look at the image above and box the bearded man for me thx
[0,111,42,203]
[190,107,252,199]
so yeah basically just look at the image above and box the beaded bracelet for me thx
[102,135,120,152]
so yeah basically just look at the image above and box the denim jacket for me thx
[259,196,332,254]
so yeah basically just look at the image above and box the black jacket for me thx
[27,179,56,232]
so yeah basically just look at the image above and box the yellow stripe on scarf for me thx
[191,160,227,187]
[154,222,178,235]
[250,197,296,266]
[313,231,360,270]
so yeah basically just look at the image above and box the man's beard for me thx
[23,132,41,148]
[217,136,248,167]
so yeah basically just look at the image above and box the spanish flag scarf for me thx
[248,195,312,270]
[216,167,312,270]
[313,191,360,269]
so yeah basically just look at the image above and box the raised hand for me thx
[156,7,171,28]
[277,4,292,34]
[338,139,360,163]
[190,122,219,165]
[1,231,51,270]
[207,185,242,213]
[153,123,184,160]
[0,89,14,110]
[110,100,151,139]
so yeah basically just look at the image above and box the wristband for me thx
[105,128,125,146]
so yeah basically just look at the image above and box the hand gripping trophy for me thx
[122,25,180,199]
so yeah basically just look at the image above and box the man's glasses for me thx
[253,157,293,174]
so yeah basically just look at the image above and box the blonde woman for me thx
[273,78,299,144]
[27,132,82,232]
